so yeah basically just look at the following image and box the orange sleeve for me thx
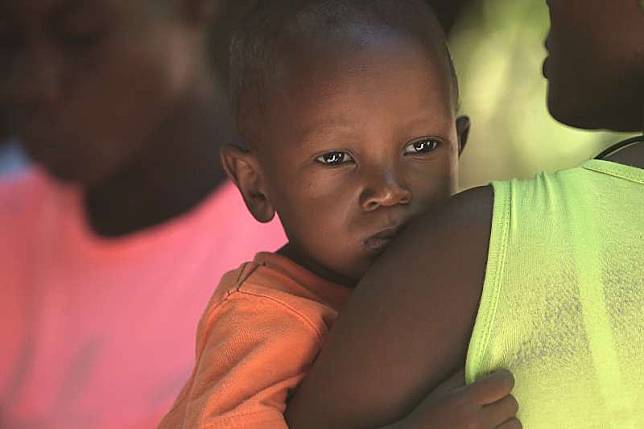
[159,289,325,429]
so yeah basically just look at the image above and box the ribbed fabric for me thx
[466,160,644,428]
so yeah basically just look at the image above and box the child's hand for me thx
[400,369,520,429]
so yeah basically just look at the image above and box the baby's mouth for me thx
[363,227,400,253]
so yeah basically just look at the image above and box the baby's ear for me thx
[455,116,471,156]
[220,144,276,223]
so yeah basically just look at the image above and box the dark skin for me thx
[286,0,644,428]
[0,0,238,236]
[224,22,522,428]
[223,31,469,286]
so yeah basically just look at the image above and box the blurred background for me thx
[447,0,627,189]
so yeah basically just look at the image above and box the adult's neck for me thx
[602,110,644,169]
[85,76,232,238]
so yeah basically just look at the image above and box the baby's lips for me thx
[363,226,400,252]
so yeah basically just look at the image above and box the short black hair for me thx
[208,0,263,85]
[230,0,459,142]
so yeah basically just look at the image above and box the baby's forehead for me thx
[267,25,455,104]
[258,31,456,145]
[276,23,447,70]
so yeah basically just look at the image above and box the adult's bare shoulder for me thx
[286,186,494,429]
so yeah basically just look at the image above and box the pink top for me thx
[0,169,286,429]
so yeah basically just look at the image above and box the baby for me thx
[160,1,518,428]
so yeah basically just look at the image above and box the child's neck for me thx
[278,243,357,288]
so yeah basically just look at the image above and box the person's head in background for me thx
[0,0,206,183]
[222,0,470,286]
[544,0,644,133]
[0,0,259,234]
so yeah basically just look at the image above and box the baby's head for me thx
[223,0,469,285]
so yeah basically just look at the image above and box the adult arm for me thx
[286,186,494,429]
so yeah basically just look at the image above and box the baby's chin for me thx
[307,242,396,287]
[335,250,392,287]
[363,236,395,254]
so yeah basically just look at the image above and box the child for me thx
[160,0,519,428]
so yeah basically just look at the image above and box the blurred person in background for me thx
[426,0,620,190]
[0,105,29,178]
[447,0,627,189]
[0,0,284,428]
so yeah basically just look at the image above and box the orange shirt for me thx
[159,252,351,429]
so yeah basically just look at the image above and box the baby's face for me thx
[255,33,463,284]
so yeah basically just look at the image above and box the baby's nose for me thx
[360,172,412,212]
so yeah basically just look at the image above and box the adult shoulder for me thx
[287,185,494,429]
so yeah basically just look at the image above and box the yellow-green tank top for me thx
[466,160,644,428]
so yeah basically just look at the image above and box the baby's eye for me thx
[316,151,354,166]
[404,138,440,155]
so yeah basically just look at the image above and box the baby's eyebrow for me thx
[296,120,362,146]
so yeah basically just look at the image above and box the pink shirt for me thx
[0,169,286,429]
